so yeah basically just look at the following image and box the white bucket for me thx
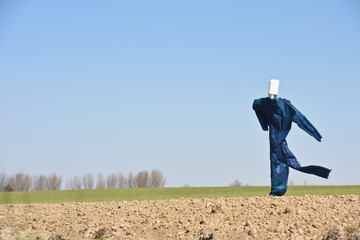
[268,79,280,98]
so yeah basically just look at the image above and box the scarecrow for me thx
[253,80,331,196]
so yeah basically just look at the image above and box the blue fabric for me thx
[253,97,331,196]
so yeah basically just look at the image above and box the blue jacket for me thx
[253,97,331,195]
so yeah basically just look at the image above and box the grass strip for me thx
[0,185,359,204]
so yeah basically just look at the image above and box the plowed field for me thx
[1,195,359,239]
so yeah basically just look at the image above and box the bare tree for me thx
[1,169,167,191]
[7,173,32,191]
[66,176,82,190]
[83,173,94,189]
[96,173,106,189]
[136,170,149,188]
[3,173,62,191]
[127,172,135,188]
[46,173,62,190]
[0,173,8,191]
[7,174,16,191]
[117,172,127,188]
[33,174,47,191]
[229,179,242,187]
[23,173,32,191]
[150,169,166,187]
[106,173,117,189]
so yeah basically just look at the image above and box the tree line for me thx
[0,169,166,192]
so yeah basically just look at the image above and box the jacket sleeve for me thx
[252,100,268,131]
[288,101,322,142]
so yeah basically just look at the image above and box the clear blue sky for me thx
[0,1,359,187]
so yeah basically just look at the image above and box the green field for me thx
[1,185,359,204]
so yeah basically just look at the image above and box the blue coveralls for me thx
[253,97,331,196]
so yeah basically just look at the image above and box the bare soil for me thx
[1,195,359,240]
